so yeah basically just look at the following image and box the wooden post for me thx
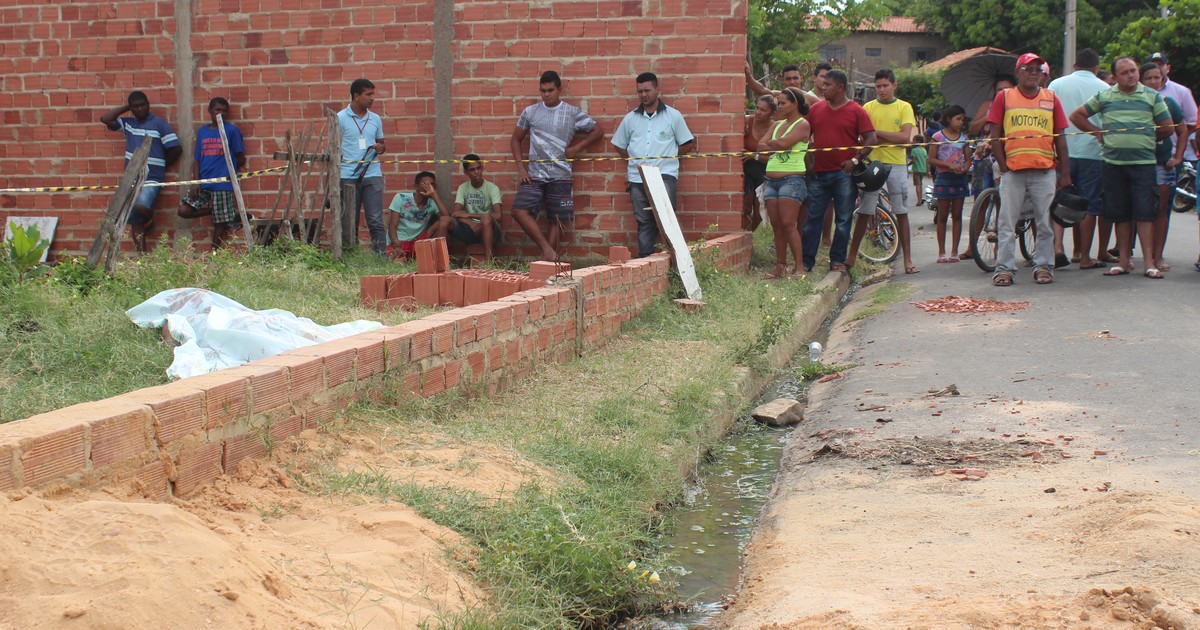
[106,164,147,274]
[328,110,343,260]
[215,113,254,248]
[87,136,152,267]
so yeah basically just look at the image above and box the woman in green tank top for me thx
[755,87,811,278]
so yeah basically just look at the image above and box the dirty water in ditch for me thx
[641,288,854,628]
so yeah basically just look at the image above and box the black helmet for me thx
[850,158,890,192]
[1050,189,1088,227]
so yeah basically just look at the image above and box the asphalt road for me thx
[849,201,1200,484]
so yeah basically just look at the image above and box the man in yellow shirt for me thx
[847,69,918,273]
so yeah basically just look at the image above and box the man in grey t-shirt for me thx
[509,70,605,260]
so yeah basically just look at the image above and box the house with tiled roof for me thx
[813,16,949,73]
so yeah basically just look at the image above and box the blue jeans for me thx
[1070,158,1104,216]
[801,170,855,270]
[341,176,386,254]
[629,175,677,258]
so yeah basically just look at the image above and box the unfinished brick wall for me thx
[0,0,746,257]
[0,233,751,497]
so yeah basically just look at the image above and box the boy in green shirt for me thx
[909,137,929,206]
[386,171,453,259]
[451,154,503,260]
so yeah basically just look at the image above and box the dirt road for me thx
[720,222,1200,629]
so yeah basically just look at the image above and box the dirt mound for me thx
[0,421,576,629]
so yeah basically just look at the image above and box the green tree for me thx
[748,0,891,77]
[907,0,1156,74]
[1107,0,1200,88]
[896,68,947,120]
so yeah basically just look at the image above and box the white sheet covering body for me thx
[127,288,382,380]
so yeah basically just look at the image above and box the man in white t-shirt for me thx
[451,154,503,261]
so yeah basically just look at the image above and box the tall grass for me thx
[303,259,821,627]
[0,239,422,423]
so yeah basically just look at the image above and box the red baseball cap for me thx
[1016,53,1046,69]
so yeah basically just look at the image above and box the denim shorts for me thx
[127,184,161,226]
[763,175,807,203]
[1102,163,1157,223]
[1156,164,1178,187]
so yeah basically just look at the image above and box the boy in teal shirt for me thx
[451,154,503,261]
[386,171,453,259]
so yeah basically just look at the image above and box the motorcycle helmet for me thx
[850,158,890,193]
[1050,189,1088,227]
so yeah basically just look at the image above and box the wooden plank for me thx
[87,135,152,267]
[214,114,254,248]
[106,165,147,274]
[637,165,702,300]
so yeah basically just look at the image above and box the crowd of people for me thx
[103,72,695,263]
[742,49,1199,283]
[101,49,1197,280]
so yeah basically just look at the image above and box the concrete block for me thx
[488,278,520,300]
[439,272,465,306]
[464,275,491,305]
[609,246,631,263]
[222,432,267,472]
[415,240,438,274]
[88,401,154,468]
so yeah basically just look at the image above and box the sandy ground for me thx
[0,428,551,629]
[719,281,1200,629]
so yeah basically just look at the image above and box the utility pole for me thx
[1063,0,1077,75]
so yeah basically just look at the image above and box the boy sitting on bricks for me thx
[450,154,503,261]
[386,171,454,259]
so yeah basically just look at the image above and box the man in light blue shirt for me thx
[612,72,695,257]
[338,78,387,254]
[1048,48,1111,269]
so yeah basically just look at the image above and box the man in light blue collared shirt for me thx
[612,72,695,258]
[1048,48,1111,269]
[338,78,387,254]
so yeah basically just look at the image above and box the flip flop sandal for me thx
[993,272,1014,286]
[1144,268,1164,279]
[1079,261,1109,270]
[1035,269,1054,284]
[1055,254,1070,268]
[1104,266,1131,276]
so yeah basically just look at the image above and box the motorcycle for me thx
[1173,161,1196,213]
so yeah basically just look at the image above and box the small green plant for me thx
[795,360,859,380]
[733,290,793,367]
[51,257,108,296]
[3,222,50,284]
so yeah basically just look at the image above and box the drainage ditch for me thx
[645,287,856,628]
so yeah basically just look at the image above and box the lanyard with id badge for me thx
[353,113,372,151]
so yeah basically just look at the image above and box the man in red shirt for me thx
[800,70,877,272]
[987,52,1071,286]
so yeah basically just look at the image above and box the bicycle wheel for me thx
[1173,171,1195,213]
[968,188,1000,272]
[860,202,900,264]
[1017,219,1034,261]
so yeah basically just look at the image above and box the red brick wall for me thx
[0,0,745,257]
[0,233,751,497]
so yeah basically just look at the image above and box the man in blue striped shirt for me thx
[101,91,181,253]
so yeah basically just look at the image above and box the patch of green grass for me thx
[0,239,428,424]
[298,268,821,627]
[795,360,860,380]
[848,281,915,321]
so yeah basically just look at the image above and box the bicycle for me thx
[857,189,901,265]
[967,187,1035,273]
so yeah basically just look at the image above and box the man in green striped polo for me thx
[1069,57,1174,278]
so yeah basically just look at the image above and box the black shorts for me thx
[743,159,767,194]
[1102,163,1157,223]
[512,179,574,221]
[452,217,501,244]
